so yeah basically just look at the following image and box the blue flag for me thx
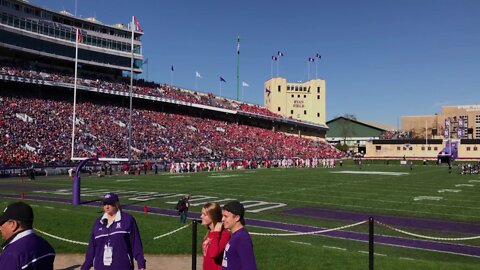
[220,76,226,83]
[272,56,278,61]
[308,57,315,62]
[277,51,284,57]
[171,65,174,71]
[316,53,321,59]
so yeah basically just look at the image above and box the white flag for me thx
[195,71,202,78]
[242,81,249,87]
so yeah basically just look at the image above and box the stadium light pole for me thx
[128,16,135,162]
[236,35,240,101]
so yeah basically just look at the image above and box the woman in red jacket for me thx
[201,202,231,270]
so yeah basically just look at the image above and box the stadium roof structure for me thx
[358,120,396,132]
[325,116,391,139]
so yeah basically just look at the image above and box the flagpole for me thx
[219,80,222,97]
[315,61,318,79]
[270,60,273,78]
[195,75,198,91]
[170,68,173,86]
[277,58,279,77]
[307,61,310,80]
[128,16,134,162]
[236,35,240,101]
[70,28,79,159]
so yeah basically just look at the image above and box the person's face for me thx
[102,203,118,216]
[221,210,239,230]
[0,220,17,241]
[200,208,212,227]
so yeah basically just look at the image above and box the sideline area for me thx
[54,254,201,270]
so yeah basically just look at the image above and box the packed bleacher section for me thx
[381,130,411,140]
[0,64,284,119]
[0,96,343,167]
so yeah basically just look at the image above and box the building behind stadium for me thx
[364,104,480,160]
[401,105,480,140]
[264,77,326,126]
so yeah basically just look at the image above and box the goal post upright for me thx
[71,157,128,205]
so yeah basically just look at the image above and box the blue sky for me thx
[35,0,480,126]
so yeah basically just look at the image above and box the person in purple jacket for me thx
[221,201,257,270]
[0,201,55,270]
[81,192,146,270]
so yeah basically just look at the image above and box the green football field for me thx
[1,161,480,269]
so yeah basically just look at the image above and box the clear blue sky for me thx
[35,0,480,126]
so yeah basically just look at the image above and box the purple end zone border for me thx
[284,207,480,234]
[1,194,480,257]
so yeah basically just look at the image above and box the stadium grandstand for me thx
[0,0,341,169]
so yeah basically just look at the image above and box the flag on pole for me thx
[133,16,143,32]
[316,53,321,59]
[444,118,450,138]
[272,56,278,61]
[308,57,315,62]
[220,76,226,83]
[171,65,174,71]
[195,71,202,78]
[277,51,284,57]
[76,29,82,44]
[237,35,240,55]
[242,81,249,87]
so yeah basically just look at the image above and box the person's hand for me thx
[214,222,223,232]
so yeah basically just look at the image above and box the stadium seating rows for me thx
[0,65,282,119]
[0,96,343,166]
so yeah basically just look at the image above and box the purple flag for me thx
[444,118,450,138]
[457,116,464,138]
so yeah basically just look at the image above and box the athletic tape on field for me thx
[34,228,89,245]
[249,220,367,237]
[153,223,191,240]
[376,221,480,241]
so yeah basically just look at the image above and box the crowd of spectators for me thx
[0,96,343,167]
[0,64,285,119]
[380,130,411,140]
